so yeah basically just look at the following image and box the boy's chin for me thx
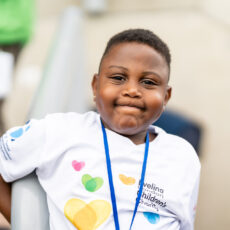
[111,117,147,136]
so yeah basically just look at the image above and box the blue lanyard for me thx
[101,120,150,230]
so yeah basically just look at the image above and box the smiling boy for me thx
[0,29,200,230]
[92,37,171,144]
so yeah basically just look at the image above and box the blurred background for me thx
[0,0,229,229]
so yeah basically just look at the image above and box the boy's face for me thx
[92,42,171,139]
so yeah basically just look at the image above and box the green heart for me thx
[82,174,104,192]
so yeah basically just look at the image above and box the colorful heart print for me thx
[72,160,85,171]
[143,212,160,224]
[82,174,103,192]
[64,198,111,230]
[119,174,136,185]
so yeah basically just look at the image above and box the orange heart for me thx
[64,198,111,230]
[119,174,136,185]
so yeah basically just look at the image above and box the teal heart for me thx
[82,174,103,192]
[143,212,160,224]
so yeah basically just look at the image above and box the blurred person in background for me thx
[0,0,35,135]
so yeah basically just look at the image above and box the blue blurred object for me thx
[154,110,202,156]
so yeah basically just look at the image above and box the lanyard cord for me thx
[101,120,150,230]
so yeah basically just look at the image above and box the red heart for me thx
[72,160,85,171]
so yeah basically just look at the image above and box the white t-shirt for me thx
[0,111,200,230]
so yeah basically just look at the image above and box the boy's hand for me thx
[0,175,11,223]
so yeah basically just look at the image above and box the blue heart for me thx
[143,212,160,224]
[10,128,24,138]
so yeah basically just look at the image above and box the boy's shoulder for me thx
[40,111,100,135]
[44,111,99,125]
[153,125,194,147]
[152,125,200,167]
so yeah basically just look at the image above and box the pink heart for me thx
[72,160,85,171]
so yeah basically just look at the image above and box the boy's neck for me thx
[100,119,156,145]
[123,131,156,145]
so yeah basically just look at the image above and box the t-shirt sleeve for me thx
[0,118,47,182]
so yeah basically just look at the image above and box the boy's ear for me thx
[91,74,99,100]
[164,86,172,106]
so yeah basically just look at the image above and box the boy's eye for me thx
[141,79,157,87]
[109,75,126,83]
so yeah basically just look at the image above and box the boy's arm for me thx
[0,174,11,223]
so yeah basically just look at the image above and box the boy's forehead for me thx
[105,42,156,57]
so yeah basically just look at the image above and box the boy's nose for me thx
[121,82,141,98]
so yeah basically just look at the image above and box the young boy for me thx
[0,29,200,230]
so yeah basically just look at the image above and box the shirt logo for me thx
[138,180,167,212]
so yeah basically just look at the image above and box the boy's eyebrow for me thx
[142,71,162,79]
[108,65,165,80]
[108,65,128,71]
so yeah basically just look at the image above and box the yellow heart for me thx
[119,174,136,185]
[64,198,111,230]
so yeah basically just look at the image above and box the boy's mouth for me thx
[114,101,145,110]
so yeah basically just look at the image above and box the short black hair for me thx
[99,28,171,73]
